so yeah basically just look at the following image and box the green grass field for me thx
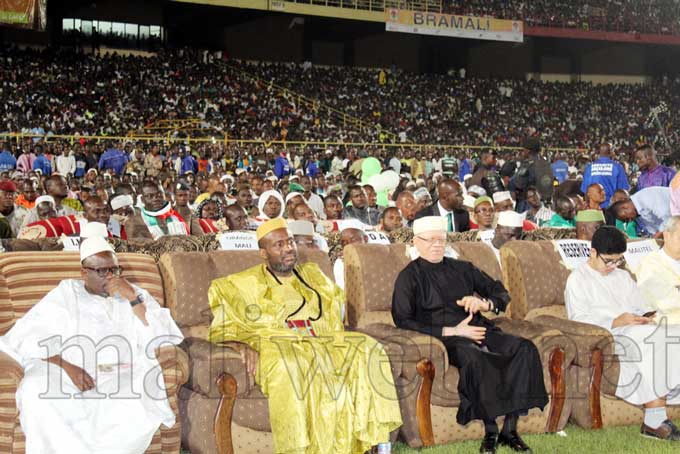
[393,422,680,453]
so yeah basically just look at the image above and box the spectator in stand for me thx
[636,145,676,190]
[415,179,469,232]
[32,146,52,176]
[55,148,76,177]
[524,186,554,227]
[16,146,35,174]
[274,151,291,179]
[581,142,630,208]
[0,143,16,172]
[585,183,607,211]
[551,153,569,184]
[548,196,577,228]
[98,142,129,176]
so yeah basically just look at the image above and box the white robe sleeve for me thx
[131,286,183,353]
[0,284,71,366]
[565,271,616,331]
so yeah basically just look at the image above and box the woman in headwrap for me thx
[194,198,226,234]
[255,189,284,222]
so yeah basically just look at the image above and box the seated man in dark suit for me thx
[414,179,470,232]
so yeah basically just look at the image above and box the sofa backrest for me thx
[0,252,164,335]
[344,243,411,328]
[450,242,502,282]
[159,248,333,336]
[501,240,571,320]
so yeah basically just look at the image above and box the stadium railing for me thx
[0,132,587,154]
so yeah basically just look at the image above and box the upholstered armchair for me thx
[343,243,575,447]
[500,240,680,428]
[0,252,189,454]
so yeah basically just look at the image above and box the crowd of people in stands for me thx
[1,46,678,152]
[447,0,680,35]
[1,130,679,451]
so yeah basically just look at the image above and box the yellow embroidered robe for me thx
[208,263,402,454]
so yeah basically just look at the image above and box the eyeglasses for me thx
[599,255,626,268]
[83,266,123,277]
[415,236,446,245]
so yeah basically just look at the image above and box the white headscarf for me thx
[257,190,285,220]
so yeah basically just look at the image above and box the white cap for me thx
[111,194,134,211]
[339,218,365,232]
[80,221,109,239]
[220,174,235,183]
[468,185,487,196]
[79,236,114,262]
[463,195,476,209]
[413,216,447,236]
[35,195,55,206]
[492,191,512,204]
[288,220,315,236]
[285,192,303,204]
[463,174,472,181]
[497,211,525,228]
[235,168,246,175]
[86,168,98,175]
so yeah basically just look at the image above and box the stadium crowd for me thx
[1,46,678,151]
[2,43,680,454]
[447,0,679,35]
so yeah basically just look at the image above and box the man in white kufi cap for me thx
[392,216,547,454]
[0,236,183,454]
[487,211,525,264]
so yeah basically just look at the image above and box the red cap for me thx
[0,179,17,192]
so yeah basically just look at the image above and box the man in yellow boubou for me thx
[208,217,402,454]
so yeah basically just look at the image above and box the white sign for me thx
[625,239,660,273]
[477,229,496,245]
[366,231,391,245]
[219,231,259,251]
[62,236,81,251]
[553,239,591,270]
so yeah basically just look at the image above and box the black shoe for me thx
[641,419,680,441]
[498,431,532,452]
[479,432,497,454]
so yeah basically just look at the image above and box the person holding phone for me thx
[566,225,680,441]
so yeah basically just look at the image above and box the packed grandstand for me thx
[1,1,680,454]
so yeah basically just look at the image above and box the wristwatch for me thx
[130,294,145,307]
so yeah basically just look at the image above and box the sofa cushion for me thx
[344,243,410,328]
[0,252,164,333]
[501,241,571,320]
[450,242,502,282]
[160,249,334,329]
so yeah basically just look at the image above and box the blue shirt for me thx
[180,155,198,175]
[580,157,629,207]
[307,161,319,178]
[274,156,291,179]
[551,160,569,183]
[32,155,52,176]
[459,158,472,181]
[631,187,670,235]
[0,151,16,172]
[98,148,129,176]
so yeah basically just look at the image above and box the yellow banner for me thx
[385,9,523,43]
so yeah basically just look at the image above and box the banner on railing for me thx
[0,0,46,30]
[385,8,523,43]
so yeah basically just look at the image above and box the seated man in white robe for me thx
[0,237,183,454]
[565,225,680,441]
[636,216,680,324]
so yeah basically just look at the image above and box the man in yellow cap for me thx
[207,218,402,454]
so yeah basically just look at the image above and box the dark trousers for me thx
[440,328,549,425]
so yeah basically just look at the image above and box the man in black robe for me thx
[391,216,547,454]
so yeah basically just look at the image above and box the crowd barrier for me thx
[0,132,588,154]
